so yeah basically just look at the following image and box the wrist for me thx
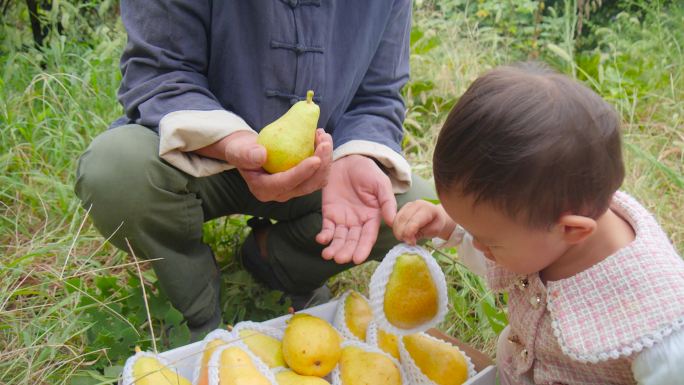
[194,134,231,160]
[195,131,255,161]
[346,154,388,175]
[370,158,390,175]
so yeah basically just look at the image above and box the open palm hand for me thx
[316,155,396,264]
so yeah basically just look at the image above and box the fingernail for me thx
[249,148,263,163]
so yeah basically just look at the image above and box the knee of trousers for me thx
[74,125,188,245]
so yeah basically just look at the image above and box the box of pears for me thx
[121,244,497,385]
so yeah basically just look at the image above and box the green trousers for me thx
[75,124,436,326]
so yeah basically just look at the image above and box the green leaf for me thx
[167,324,191,348]
[94,275,119,297]
[64,277,83,294]
[407,80,435,95]
[103,365,124,378]
[410,28,424,47]
[164,305,185,326]
[68,370,111,385]
[448,287,468,317]
[481,298,508,335]
[142,269,157,283]
[149,291,172,317]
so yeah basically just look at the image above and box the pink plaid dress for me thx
[486,192,684,384]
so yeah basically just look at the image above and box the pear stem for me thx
[306,90,314,103]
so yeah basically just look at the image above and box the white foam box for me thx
[156,299,497,384]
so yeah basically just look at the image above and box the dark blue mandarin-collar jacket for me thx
[115,0,413,190]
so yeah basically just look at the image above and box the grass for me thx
[1,1,683,383]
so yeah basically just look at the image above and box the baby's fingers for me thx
[393,201,429,244]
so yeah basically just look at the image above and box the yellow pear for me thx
[131,352,191,385]
[197,339,228,385]
[339,346,402,385]
[218,346,272,385]
[344,291,372,340]
[384,253,438,329]
[403,334,469,385]
[238,329,286,368]
[275,369,331,385]
[258,90,320,173]
[281,313,341,377]
[377,328,401,361]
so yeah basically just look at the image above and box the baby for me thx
[392,63,684,384]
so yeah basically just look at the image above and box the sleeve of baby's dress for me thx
[632,327,684,385]
[432,226,488,277]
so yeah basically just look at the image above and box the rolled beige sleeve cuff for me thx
[158,109,255,177]
[332,140,412,193]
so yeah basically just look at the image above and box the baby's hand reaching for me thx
[392,199,455,245]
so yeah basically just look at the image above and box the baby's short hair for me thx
[433,62,624,228]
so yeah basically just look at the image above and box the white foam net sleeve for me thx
[332,290,370,342]
[398,332,476,385]
[368,243,448,335]
[365,320,381,347]
[271,367,336,384]
[271,366,287,375]
[233,320,284,340]
[207,344,277,385]
[122,350,189,385]
[331,340,408,385]
[191,328,237,384]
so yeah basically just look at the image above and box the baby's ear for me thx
[557,214,596,244]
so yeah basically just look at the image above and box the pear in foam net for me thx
[122,347,191,385]
[385,253,439,328]
[234,321,286,368]
[333,290,372,341]
[209,345,276,385]
[369,244,448,335]
[282,313,342,377]
[332,341,404,385]
[194,329,234,385]
[400,333,474,385]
